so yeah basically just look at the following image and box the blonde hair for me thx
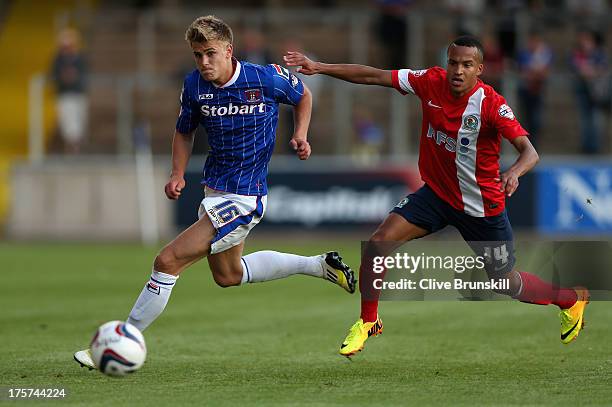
[185,15,233,44]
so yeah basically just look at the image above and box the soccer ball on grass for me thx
[90,320,146,377]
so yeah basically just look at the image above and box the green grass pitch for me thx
[1,239,611,406]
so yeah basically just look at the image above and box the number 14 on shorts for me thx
[483,244,510,266]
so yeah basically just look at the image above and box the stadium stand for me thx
[75,4,610,156]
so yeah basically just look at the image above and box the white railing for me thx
[28,73,46,164]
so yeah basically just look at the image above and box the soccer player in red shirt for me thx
[284,36,590,357]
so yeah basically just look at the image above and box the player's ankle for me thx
[360,312,378,323]
[360,299,379,322]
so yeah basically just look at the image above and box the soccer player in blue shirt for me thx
[74,15,355,369]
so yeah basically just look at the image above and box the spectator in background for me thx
[51,28,88,154]
[571,29,610,154]
[516,30,553,148]
[480,32,505,91]
[491,0,525,59]
[235,28,273,66]
[352,106,384,165]
[374,0,414,69]
[566,0,608,19]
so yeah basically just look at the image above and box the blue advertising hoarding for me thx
[175,166,536,231]
[176,167,423,230]
[537,164,612,234]
[174,162,611,235]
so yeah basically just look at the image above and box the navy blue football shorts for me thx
[391,184,515,277]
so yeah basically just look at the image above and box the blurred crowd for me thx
[45,0,610,158]
[379,0,611,156]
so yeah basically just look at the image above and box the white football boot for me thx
[73,349,95,370]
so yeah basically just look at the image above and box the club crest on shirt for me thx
[244,89,262,103]
[462,114,479,131]
[498,104,515,120]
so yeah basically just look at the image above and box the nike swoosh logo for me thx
[561,319,580,340]
[340,343,348,349]
[428,100,442,109]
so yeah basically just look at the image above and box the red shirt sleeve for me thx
[489,95,529,140]
[391,68,430,98]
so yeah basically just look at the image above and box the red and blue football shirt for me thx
[392,66,528,217]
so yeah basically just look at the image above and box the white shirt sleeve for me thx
[396,69,416,94]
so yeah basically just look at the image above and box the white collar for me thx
[216,59,241,88]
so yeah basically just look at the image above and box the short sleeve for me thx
[392,68,429,97]
[490,96,529,140]
[268,64,304,105]
[175,78,201,134]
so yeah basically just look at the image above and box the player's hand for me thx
[283,52,319,75]
[290,138,311,160]
[495,170,519,197]
[164,174,185,200]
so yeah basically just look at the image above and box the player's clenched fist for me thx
[284,52,319,75]
[496,170,519,197]
[290,138,311,160]
[164,175,185,200]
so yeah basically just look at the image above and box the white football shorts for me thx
[198,187,267,254]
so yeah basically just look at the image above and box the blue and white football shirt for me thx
[176,59,305,196]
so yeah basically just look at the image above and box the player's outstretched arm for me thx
[290,84,312,160]
[164,130,194,200]
[496,136,539,197]
[284,51,392,87]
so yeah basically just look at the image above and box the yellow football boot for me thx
[339,317,383,357]
[560,287,590,344]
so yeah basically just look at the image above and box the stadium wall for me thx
[5,156,612,241]
[7,158,173,241]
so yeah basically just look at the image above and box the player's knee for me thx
[212,273,241,288]
[211,264,243,288]
[489,270,521,296]
[369,230,390,243]
[503,270,522,297]
[154,249,179,275]
[362,231,395,260]
[491,282,511,296]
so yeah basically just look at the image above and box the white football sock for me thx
[127,270,178,331]
[241,251,325,284]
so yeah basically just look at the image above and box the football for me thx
[90,321,147,377]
